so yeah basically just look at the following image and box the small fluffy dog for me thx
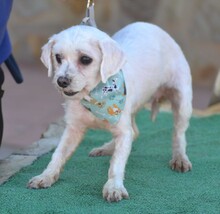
[28,22,192,202]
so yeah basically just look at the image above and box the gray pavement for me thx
[0,63,65,184]
[0,117,64,184]
[0,63,63,159]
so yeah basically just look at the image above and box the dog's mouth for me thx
[63,90,79,96]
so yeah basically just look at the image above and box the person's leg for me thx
[0,67,4,146]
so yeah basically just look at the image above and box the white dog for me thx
[28,22,192,202]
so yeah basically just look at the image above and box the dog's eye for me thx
[55,54,62,64]
[80,56,93,65]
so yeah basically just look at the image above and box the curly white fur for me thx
[28,22,192,202]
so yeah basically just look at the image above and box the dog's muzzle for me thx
[57,76,79,96]
[63,91,79,96]
[57,76,71,88]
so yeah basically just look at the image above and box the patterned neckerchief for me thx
[81,70,126,124]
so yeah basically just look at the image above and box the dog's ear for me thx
[99,39,126,83]
[40,38,55,77]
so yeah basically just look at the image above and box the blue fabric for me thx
[0,0,13,64]
[81,70,126,124]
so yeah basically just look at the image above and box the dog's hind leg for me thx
[89,116,138,157]
[168,87,192,172]
[89,139,115,157]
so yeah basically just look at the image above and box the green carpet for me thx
[1,110,220,214]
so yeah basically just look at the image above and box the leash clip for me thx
[81,0,97,27]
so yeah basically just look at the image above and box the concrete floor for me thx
[0,63,63,159]
[0,63,213,159]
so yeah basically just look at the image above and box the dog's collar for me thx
[81,70,126,124]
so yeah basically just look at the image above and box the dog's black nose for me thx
[57,76,71,88]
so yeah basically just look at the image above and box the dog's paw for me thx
[103,179,129,202]
[89,147,113,157]
[170,155,192,173]
[27,173,58,189]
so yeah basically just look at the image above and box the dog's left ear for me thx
[40,38,55,77]
[99,39,126,83]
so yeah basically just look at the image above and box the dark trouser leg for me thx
[0,67,4,146]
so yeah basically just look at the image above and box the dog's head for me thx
[41,25,126,99]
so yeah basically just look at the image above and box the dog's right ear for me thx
[99,39,126,83]
[40,38,55,77]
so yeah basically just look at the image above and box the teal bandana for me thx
[81,70,126,124]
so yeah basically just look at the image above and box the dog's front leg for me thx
[28,126,85,189]
[103,125,133,202]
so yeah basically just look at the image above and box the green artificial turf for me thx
[1,110,220,214]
